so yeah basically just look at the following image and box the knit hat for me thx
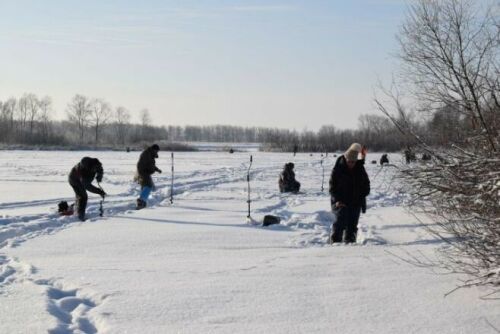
[344,143,361,162]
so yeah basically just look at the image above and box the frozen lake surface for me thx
[0,150,498,333]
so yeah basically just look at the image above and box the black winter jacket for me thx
[329,156,370,212]
[68,157,104,195]
[137,147,161,176]
[280,169,297,186]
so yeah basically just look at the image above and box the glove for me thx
[100,190,107,199]
[335,201,346,208]
[361,146,368,158]
[157,169,162,174]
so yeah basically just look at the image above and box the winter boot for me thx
[136,198,147,210]
[344,232,357,244]
[78,212,86,222]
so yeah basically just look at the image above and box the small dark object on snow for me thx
[371,160,377,164]
[58,201,69,212]
[263,215,281,226]
[229,148,234,154]
[333,154,337,157]
[126,147,130,153]
[58,201,74,216]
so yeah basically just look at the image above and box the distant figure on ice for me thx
[68,157,106,221]
[293,144,298,157]
[328,143,370,243]
[135,144,162,209]
[421,153,431,161]
[279,162,301,193]
[380,153,389,165]
[404,146,415,164]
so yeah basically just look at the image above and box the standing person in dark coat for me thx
[329,143,370,243]
[404,146,415,164]
[68,157,106,221]
[135,144,162,209]
[279,162,301,193]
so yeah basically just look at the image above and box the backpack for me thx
[58,201,74,216]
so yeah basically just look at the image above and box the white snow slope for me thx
[0,150,498,334]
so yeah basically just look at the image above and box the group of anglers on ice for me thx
[62,142,372,244]
[61,144,163,220]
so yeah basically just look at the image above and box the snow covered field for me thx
[0,150,498,334]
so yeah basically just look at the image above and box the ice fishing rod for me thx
[170,152,174,204]
[246,155,253,219]
[320,154,325,192]
[97,181,105,217]
[372,162,398,183]
[372,164,385,182]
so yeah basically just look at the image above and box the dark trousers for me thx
[331,206,361,243]
[69,180,87,220]
[280,181,301,193]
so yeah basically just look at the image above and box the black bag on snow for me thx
[263,215,281,227]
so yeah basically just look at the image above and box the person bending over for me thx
[68,157,106,221]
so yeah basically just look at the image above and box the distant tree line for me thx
[0,93,164,147]
[0,91,474,152]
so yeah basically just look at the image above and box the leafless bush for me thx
[376,0,500,291]
[400,146,500,291]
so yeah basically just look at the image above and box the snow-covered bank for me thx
[185,142,261,152]
[0,151,498,333]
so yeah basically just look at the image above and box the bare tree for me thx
[66,94,91,144]
[358,114,402,151]
[376,0,500,291]
[25,93,39,136]
[397,0,499,149]
[139,108,152,142]
[89,98,111,145]
[114,106,131,145]
[38,96,53,142]
[17,94,29,132]
[2,98,16,139]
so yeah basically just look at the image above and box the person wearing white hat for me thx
[328,143,370,243]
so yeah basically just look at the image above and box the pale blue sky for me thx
[0,0,405,130]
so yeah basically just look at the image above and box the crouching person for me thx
[329,143,370,243]
[68,157,106,221]
[136,144,162,209]
[279,162,301,193]
[380,153,389,165]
